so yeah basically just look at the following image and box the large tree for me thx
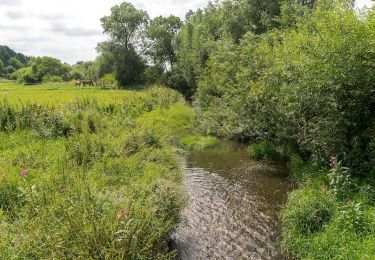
[147,15,182,69]
[32,56,70,82]
[98,2,149,86]
[8,57,23,70]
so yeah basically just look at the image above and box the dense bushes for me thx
[196,2,375,174]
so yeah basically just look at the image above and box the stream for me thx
[172,141,291,259]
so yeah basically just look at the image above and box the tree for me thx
[72,61,99,81]
[196,0,375,172]
[8,57,23,70]
[32,57,70,82]
[96,53,115,78]
[0,59,4,75]
[12,66,39,84]
[4,66,16,77]
[98,2,149,86]
[147,15,182,69]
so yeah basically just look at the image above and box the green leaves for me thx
[196,2,375,172]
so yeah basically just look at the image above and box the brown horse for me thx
[75,80,82,87]
[81,80,94,87]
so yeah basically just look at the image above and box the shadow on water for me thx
[172,141,291,259]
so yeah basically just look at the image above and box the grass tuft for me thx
[180,135,218,150]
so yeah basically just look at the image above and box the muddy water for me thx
[172,141,291,259]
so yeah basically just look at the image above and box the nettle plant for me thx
[328,156,355,200]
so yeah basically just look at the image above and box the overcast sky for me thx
[0,0,373,64]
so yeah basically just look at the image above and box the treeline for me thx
[2,54,117,86]
[0,45,32,78]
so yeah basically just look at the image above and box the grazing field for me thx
[0,82,145,105]
[0,82,194,259]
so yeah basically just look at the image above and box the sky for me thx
[0,0,373,64]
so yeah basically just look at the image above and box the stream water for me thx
[172,141,291,259]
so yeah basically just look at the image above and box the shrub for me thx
[42,75,63,82]
[248,140,277,161]
[282,187,336,236]
[180,135,218,150]
[328,162,355,201]
[289,154,318,183]
[99,73,118,88]
[12,67,40,84]
[336,202,373,235]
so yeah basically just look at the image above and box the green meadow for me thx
[0,82,146,105]
[0,82,194,259]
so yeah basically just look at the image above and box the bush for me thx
[282,187,336,235]
[328,162,355,201]
[180,135,218,150]
[289,154,318,183]
[42,75,63,82]
[142,66,166,85]
[248,140,277,161]
[12,67,40,84]
[99,73,118,88]
[196,3,375,174]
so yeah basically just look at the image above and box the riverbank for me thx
[281,157,375,259]
[0,83,194,258]
[245,141,375,258]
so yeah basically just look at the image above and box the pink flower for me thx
[20,170,29,177]
[117,209,129,219]
[329,155,337,167]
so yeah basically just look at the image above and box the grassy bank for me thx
[0,83,194,258]
[281,157,375,259]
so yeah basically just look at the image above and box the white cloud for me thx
[356,0,374,8]
[0,0,208,64]
[0,0,373,64]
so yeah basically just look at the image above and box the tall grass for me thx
[0,85,194,258]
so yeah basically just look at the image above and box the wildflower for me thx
[20,170,29,177]
[329,155,337,167]
[117,209,129,219]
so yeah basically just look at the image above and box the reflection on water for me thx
[172,141,291,259]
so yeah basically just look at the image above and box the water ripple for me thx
[172,142,290,260]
